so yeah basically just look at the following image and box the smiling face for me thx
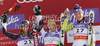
[75,12,84,21]
[48,24,56,32]
[21,25,29,33]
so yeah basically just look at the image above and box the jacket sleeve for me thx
[2,23,19,40]
[61,19,73,31]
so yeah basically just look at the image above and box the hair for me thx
[84,17,87,23]
[19,26,32,39]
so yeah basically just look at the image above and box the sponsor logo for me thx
[67,31,74,43]
[69,33,74,37]
[0,14,25,30]
[7,16,20,25]
[29,14,60,29]
[95,31,100,35]
[17,0,43,3]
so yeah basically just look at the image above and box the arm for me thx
[61,19,73,31]
[2,23,19,40]
[2,14,19,40]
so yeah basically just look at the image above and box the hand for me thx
[64,8,71,19]
[2,13,7,23]
[33,5,41,15]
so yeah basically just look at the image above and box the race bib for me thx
[17,39,34,46]
[73,28,88,35]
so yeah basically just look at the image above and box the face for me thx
[21,25,29,33]
[75,12,84,21]
[48,24,56,32]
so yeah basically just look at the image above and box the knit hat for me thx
[74,4,83,14]
[47,19,56,26]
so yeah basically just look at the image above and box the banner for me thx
[0,14,25,31]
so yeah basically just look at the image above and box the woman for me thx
[2,12,43,46]
[40,19,61,46]
[2,13,34,46]
[33,5,63,46]
[61,4,95,46]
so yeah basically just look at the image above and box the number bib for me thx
[73,28,88,35]
[17,39,34,46]
[73,23,88,40]
[73,23,88,36]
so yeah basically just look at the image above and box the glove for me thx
[2,13,7,23]
[33,5,41,15]
[57,42,64,46]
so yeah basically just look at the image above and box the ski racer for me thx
[61,4,95,46]
[33,5,63,46]
[2,12,43,46]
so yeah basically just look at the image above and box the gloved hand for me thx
[57,42,64,46]
[2,13,7,23]
[33,5,41,15]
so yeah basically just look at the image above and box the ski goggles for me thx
[20,20,30,27]
[21,23,29,27]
